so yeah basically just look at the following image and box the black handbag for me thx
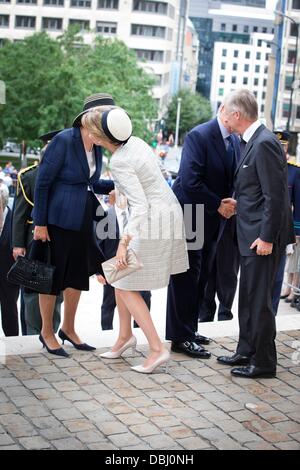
[7,241,55,294]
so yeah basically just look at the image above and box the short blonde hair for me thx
[81,105,117,143]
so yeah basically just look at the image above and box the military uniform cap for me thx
[38,130,62,143]
[273,130,290,144]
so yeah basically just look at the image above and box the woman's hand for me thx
[116,243,128,270]
[34,226,50,242]
[96,275,107,285]
[108,190,116,206]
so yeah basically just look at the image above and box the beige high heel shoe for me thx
[131,350,170,374]
[99,336,137,359]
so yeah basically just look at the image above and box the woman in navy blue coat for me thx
[33,94,115,356]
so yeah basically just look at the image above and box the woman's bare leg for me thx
[110,289,133,351]
[60,288,82,343]
[118,289,166,367]
[39,294,60,349]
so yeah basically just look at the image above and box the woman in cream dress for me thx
[82,107,189,373]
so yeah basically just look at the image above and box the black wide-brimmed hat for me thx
[73,93,115,127]
[38,129,62,143]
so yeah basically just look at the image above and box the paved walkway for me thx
[0,330,300,450]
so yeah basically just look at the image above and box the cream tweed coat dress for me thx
[109,136,189,291]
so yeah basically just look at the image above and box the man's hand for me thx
[13,247,26,260]
[218,198,237,219]
[34,226,50,242]
[250,238,273,256]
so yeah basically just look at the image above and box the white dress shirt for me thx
[242,120,262,143]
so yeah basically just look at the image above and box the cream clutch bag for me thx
[102,248,143,285]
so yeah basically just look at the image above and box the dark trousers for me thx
[101,286,151,330]
[0,277,19,336]
[271,254,286,315]
[199,221,240,322]
[237,249,281,369]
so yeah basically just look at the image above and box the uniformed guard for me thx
[12,130,63,335]
[272,130,299,314]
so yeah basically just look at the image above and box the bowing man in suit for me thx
[33,93,115,357]
[217,89,294,378]
[166,108,239,358]
[0,183,19,336]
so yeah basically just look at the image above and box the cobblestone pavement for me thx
[0,330,299,451]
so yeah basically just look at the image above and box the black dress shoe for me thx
[194,332,211,345]
[231,365,276,378]
[58,329,96,351]
[290,296,300,308]
[39,335,69,358]
[280,294,289,299]
[217,352,250,366]
[171,341,211,358]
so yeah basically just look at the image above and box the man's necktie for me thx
[239,137,247,161]
[226,135,236,173]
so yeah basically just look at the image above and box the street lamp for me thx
[174,97,182,149]
[275,10,299,132]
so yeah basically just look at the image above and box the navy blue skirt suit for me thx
[33,127,114,295]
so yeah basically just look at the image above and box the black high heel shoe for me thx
[58,329,96,351]
[39,334,69,358]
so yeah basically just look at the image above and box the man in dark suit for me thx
[0,184,19,336]
[217,89,295,378]
[166,110,239,358]
[12,131,63,335]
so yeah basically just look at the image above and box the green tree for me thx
[0,30,157,148]
[165,89,212,144]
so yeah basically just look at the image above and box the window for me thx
[245,51,250,59]
[220,75,225,83]
[42,17,63,30]
[221,62,226,70]
[43,0,64,4]
[98,0,118,8]
[70,0,91,6]
[253,26,258,32]
[297,105,300,119]
[135,49,164,62]
[232,24,237,32]
[263,78,267,86]
[257,39,262,47]
[243,77,248,85]
[0,0,10,2]
[261,104,264,113]
[244,64,249,72]
[293,0,300,9]
[243,25,249,33]
[265,53,269,61]
[262,27,267,33]
[233,63,238,71]
[15,16,36,28]
[131,24,165,38]
[232,76,236,84]
[0,15,9,27]
[288,50,297,64]
[69,19,90,30]
[256,52,261,60]
[255,65,260,73]
[132,1,167,14]
[234,50,238,58]
[253,91,257,98]
[285,76,293,90]
[16,0,37,3]
[254,78,259,86]
[290,23,298,37]
[262,91,266,99]
[264,66,268,74]
[218,88,224,96]
[282,103,290,118]
[221,23,226,31]
[96,21,117,35]
[222,49,227,57]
